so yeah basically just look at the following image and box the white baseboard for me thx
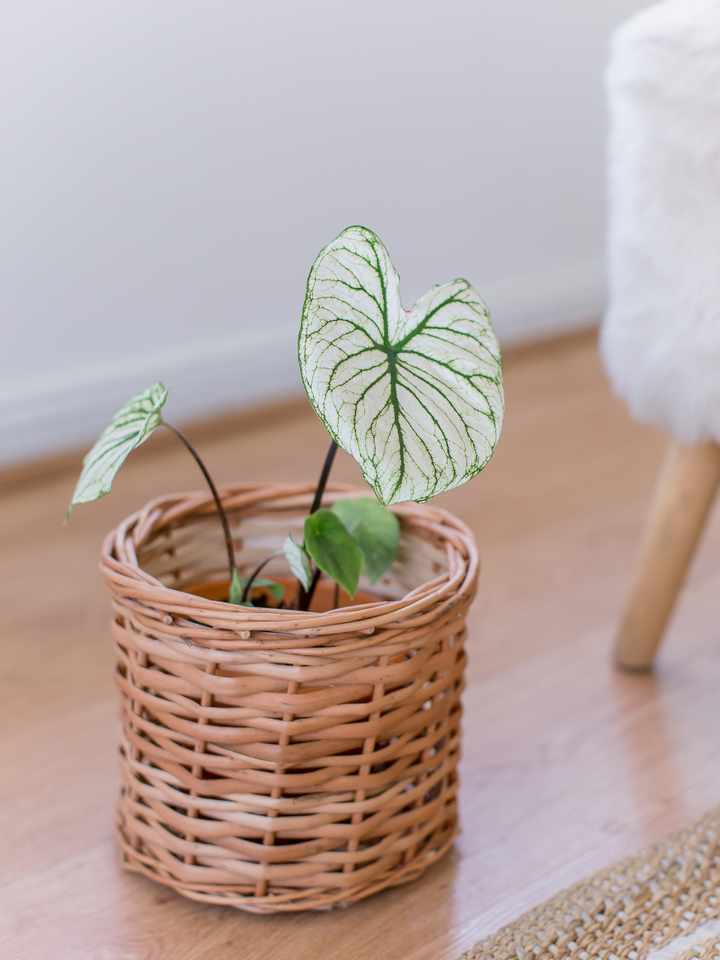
[0,257,606,468]
[484,256,605,344]
[0,325,303,467]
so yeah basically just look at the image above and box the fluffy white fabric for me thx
[601,0,720,443]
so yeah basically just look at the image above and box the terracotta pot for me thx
[184,575,379,611]
[101,482,477,913]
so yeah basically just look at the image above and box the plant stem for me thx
[298,439,339,611]
[310,440,339,514]
[240,552,281,605]
[300,567,323,613]
[162,420,237,582]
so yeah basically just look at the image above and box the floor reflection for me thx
[609,666,688,846]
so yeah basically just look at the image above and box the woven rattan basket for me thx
[101,482,477,913]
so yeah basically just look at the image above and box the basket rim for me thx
[100,481,478,645]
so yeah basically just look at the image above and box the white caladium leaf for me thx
[67,381,168,518]
[298,226,504,504]
[283,534,314,591]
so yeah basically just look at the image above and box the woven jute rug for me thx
[461,807,720,960]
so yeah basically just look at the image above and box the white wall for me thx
[0,0,652,465]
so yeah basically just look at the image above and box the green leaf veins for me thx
[67,382,168,519]
[298,226,504,505]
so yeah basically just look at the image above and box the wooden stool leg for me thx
[614,439,720,672]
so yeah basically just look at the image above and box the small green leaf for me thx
[304,509,364,598]
[233,576,285,607]
[66,382,169,519]
[332,498,400,584]
[228,567,243,605]
[265,581,285,602]
[298,226,504,504]
[254,579,285,602]
[230,576,285,607]
[283,534,313,591]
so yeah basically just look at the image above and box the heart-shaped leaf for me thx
[304,509,364,598]
[298,225,504,504]
[283,534,314,591]
[332,498,399,584]
[67,382,168,518]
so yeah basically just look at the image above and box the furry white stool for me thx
[602,0,720,672]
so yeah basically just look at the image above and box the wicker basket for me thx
[101,482,477,913]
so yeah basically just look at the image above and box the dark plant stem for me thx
[162,420,237,581]
[300,568,323,612]
[240,552,280,605]
[298,439,339,612]
[310,440,338,514]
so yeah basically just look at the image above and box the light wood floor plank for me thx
[4,330,720,960]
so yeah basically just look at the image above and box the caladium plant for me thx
[67,225,503,611]
[299,225,504,505]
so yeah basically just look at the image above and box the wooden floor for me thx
[4,329,720,960]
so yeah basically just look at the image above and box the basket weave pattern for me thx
[101,483,477,913]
